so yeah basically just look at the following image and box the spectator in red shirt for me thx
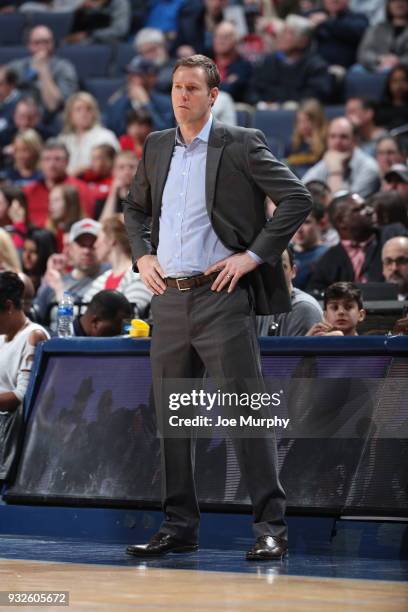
[79,143,115,199]
[24,139,96,227]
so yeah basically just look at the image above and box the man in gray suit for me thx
[124,55,312,560]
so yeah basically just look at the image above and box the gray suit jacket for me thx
[123,119,312,315]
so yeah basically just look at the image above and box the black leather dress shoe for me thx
[246,535,287,561]
[126,533,198,557]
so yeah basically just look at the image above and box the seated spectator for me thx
[58,92,119,177]
[46,184,84,251]
[286,98,328,177]
[292,202,329,289]
[357,0,408,72]
[250,14,332,107]
[22,227,57,292]
[0,67,22,145]
[257,247,323,336]
[107,57,173,137]
[98,150,138,220]
[119,110,153,159]
[0,271,49,413]
[376,64,408,130]
[369,191,408,228]
[304,179,339,247]
[73,289,132,336]
[375,135,406,184]
[133,27,176,95]
[24,140,96,226]
[382,235,408,300]
[345,97,386,156]
[0,186,31,250]
[0,228,21,273]
[79,143,115,200]
[307,191,407,293]
[309,0,368,71]
[212,21,252,103]
[34,218,105,327]
[83,216,152,319]
[383,163,408,198]
[175,0,228,56]
[67,0,131,44]
[307,281,366,336]
[302,117,381,198]
[3,129,43,187]
[0,97,55,150]
[7,26,78,117]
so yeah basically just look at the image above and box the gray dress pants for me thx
[150,282,287,543]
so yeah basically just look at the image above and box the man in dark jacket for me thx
[250,14,332,106]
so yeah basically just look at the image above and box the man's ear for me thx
[209,87,219,107]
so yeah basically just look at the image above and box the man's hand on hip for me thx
[205,253,258,293]
[137,255,166,295]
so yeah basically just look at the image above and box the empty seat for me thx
[0,46,30,66]
[83,77,125,113]
[344,71,387,101]
[0,13,27,46]
[26,11,74,43]
[115,42,135,75]
[57,44,112,81]
[253,109,295,157]
[235,103,254,128]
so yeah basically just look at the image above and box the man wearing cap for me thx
[124,55,312,561]
[383,164,408,200]
[107,56,174,138]
[34,219,106,330]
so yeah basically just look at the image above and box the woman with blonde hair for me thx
[46,183,84,252]
[83,216,151,319]
[4,129,43,187]
[286,98,328,177]
[0,228,22,273]
[59,91,119,176]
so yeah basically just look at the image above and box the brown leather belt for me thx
[165,272,219,291]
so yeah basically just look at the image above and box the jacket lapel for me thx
[205,120,227,218]
[153,130,176,216]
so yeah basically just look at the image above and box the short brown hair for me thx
[173,54,220,89]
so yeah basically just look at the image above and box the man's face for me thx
[14,102,39,130]
[28,26,54,57]
[382,239,408,293]
[294,214,321,250]
[325,298,364,335]
[213,23,237,55]
[0,69,12,103]
[114,156,138,187]
[376,139,404,175]
[41,148,68,181]
[345,98,369,128]
[91,148,112,177]
[344,196,375,242]
[172,66,217,128]
[68,234,98,273]
[327,119,354,154]
[138,42,167,65]
[92,312,129,337]
[383,176,408,197]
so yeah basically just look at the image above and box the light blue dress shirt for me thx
[157,114,262,277]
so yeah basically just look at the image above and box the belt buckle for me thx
[176,277,190,291]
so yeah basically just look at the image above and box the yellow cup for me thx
[129,319,150,337]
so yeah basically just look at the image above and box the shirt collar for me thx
[175,113,213,146]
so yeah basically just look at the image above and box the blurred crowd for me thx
[0,0,407,340]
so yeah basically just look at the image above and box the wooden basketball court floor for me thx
[1,540,407,611]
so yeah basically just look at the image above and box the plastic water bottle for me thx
[57,292,74,337]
